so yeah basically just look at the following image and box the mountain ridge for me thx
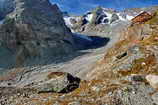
[0,1,158,105]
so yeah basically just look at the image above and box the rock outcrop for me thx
[110,13,119,24]
[36,72,80,93]
[131,11,153,25]
[0,0,75,68]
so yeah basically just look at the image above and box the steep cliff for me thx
[0,0,74,69]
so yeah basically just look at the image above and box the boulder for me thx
[129,74,146,82]
[146,75,158,89]
[37,72,81,93]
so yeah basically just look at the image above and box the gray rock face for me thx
[115,84,155,105]
[110,13,119,24]
[113,45,145,72]
[0,0,75,68]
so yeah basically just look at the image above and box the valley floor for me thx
[0,20,128,87]
[0,21,130,105]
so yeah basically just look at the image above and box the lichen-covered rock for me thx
[36,72,80,93]
[115,84,155,105]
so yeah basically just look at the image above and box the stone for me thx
[129,74,146,82]
[146,75,158,89]
[37,72,81,93]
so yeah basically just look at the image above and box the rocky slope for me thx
[0,2,158,105]
[123,5,158,16]
[0,0,75,72]
[86,10,158,104]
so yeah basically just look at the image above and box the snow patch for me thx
[126,15,134,20]
[103,11,112,20]
[105,12,112,19]
[85,13,93,22]
[117,13,126,21]
[117,13,134,21]
[64,17,74,27]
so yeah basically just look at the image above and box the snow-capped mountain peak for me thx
[64,7,135,28]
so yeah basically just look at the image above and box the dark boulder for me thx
[37,72,81,93]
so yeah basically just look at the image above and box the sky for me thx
[50,0,158,14]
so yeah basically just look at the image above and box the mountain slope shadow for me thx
[73,33,110,50]
[44,34,110,64]
[0,33,110,75]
